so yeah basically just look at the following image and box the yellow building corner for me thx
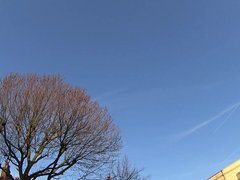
[208,160,240,180]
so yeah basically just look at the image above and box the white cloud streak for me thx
[173,102,240,141]
[213,104,239,133]
[94,88,128,102]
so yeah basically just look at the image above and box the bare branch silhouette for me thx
[0,74,121,180]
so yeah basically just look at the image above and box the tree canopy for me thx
[0,74,121,180]
[106,156,150,180]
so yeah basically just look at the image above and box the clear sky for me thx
[1,0,240,179]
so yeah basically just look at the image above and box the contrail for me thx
[174,102,240,141]
[213,104,239,133]
[94,88,128,101]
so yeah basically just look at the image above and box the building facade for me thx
[208,160,240,180]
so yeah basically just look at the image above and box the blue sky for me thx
[1,0,240,179]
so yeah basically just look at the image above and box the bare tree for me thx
[0,74,121,180]
[108,156,150,180]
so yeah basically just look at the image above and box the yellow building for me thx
[208,160,240,180]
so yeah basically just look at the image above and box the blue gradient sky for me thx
[1,0,240,179]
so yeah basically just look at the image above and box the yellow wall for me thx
[208,160,240,180]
